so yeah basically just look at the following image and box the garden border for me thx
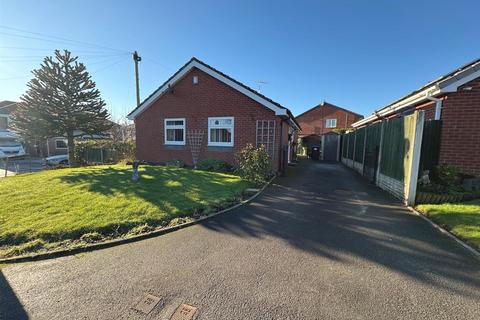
[0,176,276,264]
[407,206,480,260]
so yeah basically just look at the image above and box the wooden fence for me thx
[341,110,435,205]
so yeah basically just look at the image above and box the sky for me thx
[0,0,479,121]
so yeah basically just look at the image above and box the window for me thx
[208,117,234,147]
[164,118,186,145]
[325,118,337,128]
[55,139,68,149]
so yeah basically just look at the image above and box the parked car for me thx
[45,154,69,166]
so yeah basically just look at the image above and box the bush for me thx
[420,164,465,194]
[165,159,185,167]
[234,144,273,186]
[74,140,135,165]
[197,158,232,172]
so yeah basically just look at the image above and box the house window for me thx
[325,118,337,128]
[208,117,234,147]
[55,139,68,149]
[164,118,186,145]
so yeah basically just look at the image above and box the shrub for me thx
[165,159,185,167]
[197,158,232,172]
[74,140,135,165]
[234,144,273,186]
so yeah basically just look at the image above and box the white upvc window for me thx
[325,118,337,128]
[164,118,186,145]
[55,138,68,149]
[208,117,234,147]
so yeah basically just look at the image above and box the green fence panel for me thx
[342,134,348,158]
[419,120,442,173]
[363,122,381,169]
[380,117,405,181]
[354,127,365,163]
[347,133,355,160]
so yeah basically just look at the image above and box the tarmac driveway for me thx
[1,160,479,319]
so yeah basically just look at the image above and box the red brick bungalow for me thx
[128,57,300,173]
[353,58,480,177]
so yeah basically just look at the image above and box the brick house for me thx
[353,58,480,177]
[296,101,363,136]
[296,101,363,159]
[128,57,300,173]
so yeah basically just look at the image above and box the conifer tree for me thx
[13,50,111,166]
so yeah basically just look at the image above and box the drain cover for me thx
[132,293,161,314]
[170,303,198,320]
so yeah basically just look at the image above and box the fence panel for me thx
[419,120,442,174]
[347,133,355,160]
[363,122,382,181]
[380,117,405,181]
[354,127,365,163]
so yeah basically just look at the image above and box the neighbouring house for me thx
[128,57,300,173]
[296,101,363,160]
[353,58,480,178]
[0,100,119,158]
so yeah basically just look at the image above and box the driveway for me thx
[1,160,479,320]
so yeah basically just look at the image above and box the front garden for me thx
[0,165,250,258]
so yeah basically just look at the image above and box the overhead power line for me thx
[0,26,130,54]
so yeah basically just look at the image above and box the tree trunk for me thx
[67,132,77,167]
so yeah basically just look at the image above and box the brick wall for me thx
[436,78,480,176]
[297,102,362,136]
[135,67,291,170]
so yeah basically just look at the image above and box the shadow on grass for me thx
[201,159,480,298]
[0,271,28,319]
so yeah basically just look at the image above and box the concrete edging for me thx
[0,176,276,264]
[407,206,480,261]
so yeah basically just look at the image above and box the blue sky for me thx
[0,0,478,121]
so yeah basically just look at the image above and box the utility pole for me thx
[133,51,142,107]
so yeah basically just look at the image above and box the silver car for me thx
[45,154,69,167]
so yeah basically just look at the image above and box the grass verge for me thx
[0,165,250,258]
[416,199,480,249]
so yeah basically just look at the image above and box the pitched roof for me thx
[127,57,300,129]
[353,57,480,127]
[296,101,363,119]
[0,101,18,115]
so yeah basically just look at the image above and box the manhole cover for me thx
[170,303,198,320]
[132,293,161,315]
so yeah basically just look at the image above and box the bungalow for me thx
[353,58,480,177]
[128,57,300,173]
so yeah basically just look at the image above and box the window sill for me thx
[164,145,186,150]
[207,146,234,152]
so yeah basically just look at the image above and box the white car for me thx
[45,154,69,166]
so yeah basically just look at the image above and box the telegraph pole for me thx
[133,51,142,106]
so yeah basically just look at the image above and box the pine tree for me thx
[13,50,112,166]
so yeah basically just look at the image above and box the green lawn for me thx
[416,199,480,249]
[0,165,249,257]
